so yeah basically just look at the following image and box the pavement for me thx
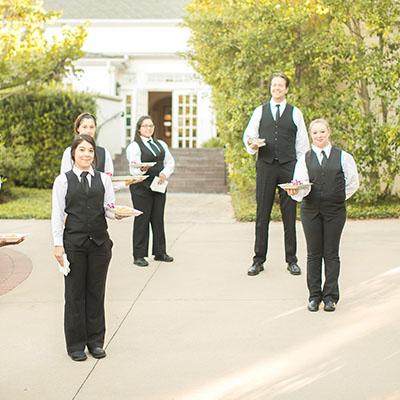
[0,191,400,400]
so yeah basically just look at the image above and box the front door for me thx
[172,91,198,148]
[148,91,172,147]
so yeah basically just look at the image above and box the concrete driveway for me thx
[1,192,399,400]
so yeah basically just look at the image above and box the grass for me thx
[0,187,52,219]
[231,189,400,222]
[0,186,399,221]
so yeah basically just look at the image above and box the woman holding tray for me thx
[125,115,175,267]
[52,134,128,362]
[283,119,359,312]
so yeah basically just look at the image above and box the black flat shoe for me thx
[307,300,320,312]
[247,262,264,276]
[89,347,106,359]
[324,301,336,312]
[68,351,87,362]
[287,262,301,275]
[134,257,149,267]
[154,254,174,262]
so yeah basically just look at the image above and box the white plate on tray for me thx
[106,205,143,217]
[111,175,149,182]
[130,162,156,168]
[279,183,313,190]
[0,233,28,243]
[249,138,266,148]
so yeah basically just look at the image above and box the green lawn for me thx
[0,187,52,219]
[0,186,399,221]
[231,189,400,221]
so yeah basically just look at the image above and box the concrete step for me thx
[113,147,229,193]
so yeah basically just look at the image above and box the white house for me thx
[43,0,216,157]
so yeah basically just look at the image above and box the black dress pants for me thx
[254,159,297,264]
[129,183,166,258]
[64,238,112,353]
[300,208,346,303]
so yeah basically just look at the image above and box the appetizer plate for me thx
[279,183,313,190]
[130,162,156,168]
[111,175,149,182]
[0,233,28,243]
[249,138,266,147]
[106,205,143,217]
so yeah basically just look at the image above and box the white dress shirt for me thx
[126,136,175,178]
[51,166,116,247]
[60,146,114,175]
[290,143,360,202]
[243,99,310,158]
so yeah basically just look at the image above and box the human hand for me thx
[125,177,145,186]
[285,188,299,196]
[158,174,166,184]
[114,213,130,220]
[250,143,259,151]
[0,237,25,247]
[54,246,65,266]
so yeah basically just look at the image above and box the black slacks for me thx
[300,208,346,303]
[254,159,297,264]
[64,238,112,353]
[129,183,166,258]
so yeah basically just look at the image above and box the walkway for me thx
[0,193,399,399]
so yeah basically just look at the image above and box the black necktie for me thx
[321,150,328,168]
[148,139,160,155]
[81,171,89,194]
[275,104,280,121]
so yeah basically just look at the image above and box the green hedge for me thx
[0,87,96,189]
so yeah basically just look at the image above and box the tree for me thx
[184,0,400,200]
[0,0,89,199]
[0,0,88,101]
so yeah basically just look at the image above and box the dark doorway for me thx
[148,91,172,147]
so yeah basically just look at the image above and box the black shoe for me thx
[68,351,87,362]
[247,262,264,276]
[307,300,320,312]
[134,257,149,267]
[89,347,106,359]
[154,254,174,262]
[324,301,336,312]
[287,262,301,275]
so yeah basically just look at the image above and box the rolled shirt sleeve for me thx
[243,105,263,155]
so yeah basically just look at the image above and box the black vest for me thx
[136,139,165,189]
[301,147,346,220]
[96,146,106,172]
[64,170,109,246]
[258,103,297,164]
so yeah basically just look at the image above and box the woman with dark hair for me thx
[52,134,127,362]
[125,115,175,267]
[284,119,359,312]
[61,112,141,190]
[60,113,114,175]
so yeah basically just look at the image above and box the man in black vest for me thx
[243,72,310,276]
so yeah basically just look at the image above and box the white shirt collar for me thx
[141,135,153,143]
[72,165,94,177]
[312,143,332,157]
[270,99,287,109]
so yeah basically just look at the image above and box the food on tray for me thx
[249,138,266,147]
[106,204,143,217]
[278,181,313,190]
